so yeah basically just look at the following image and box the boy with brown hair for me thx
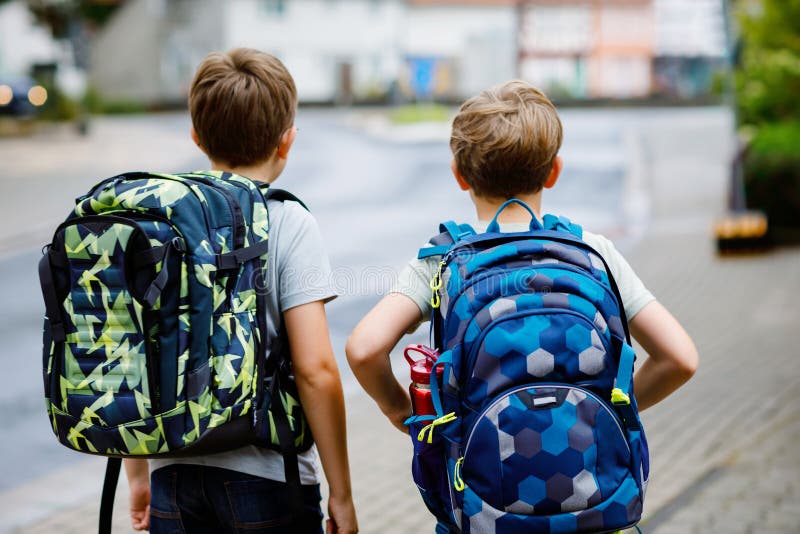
[346,81,697,530]
[123,48,358,534]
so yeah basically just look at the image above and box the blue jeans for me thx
[150,464,323,534]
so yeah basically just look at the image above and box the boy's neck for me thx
[472,191,544,223]
[209,158,283,185]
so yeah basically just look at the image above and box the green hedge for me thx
[744,121,800,228]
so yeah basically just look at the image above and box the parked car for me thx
[0,75,47,118]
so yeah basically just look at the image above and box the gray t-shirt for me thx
[150,199,336,484]
[393,221,655,323]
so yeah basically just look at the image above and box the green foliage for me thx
[735,0,800,125]
[735,0,800,230]
[738,0,800,52]
[744,121,800,227]
[737,46,800,125]
[38,86,79,121]
[83,86,146,115]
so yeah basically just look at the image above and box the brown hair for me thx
[450,80,563,199]
[189,48,297,168]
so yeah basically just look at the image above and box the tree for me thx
[0,0,122,34]
[735,0,800,125]
[735,0,800,230]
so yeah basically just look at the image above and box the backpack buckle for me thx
[611,388,630,405]
[611,388,641,431]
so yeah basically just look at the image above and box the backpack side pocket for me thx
[408,420,457,527]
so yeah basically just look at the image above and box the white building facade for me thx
[89,0,517,104]
[87,0,728,105]
[223,0,404,103]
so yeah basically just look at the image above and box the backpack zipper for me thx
[463,383,630,460]
[441,263,620,351]
[437,233,631,341]
[460,307,612,408]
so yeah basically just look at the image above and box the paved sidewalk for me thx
[10,108,800,533]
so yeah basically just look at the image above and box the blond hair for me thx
[189,48,297,168]
[450,80,563,199]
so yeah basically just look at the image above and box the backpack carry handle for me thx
[486,199,543,233]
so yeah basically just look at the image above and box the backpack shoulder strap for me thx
[418,221,475,259]
[264,188,309,211]
[251,180,306,513]
[252,180,309,211]
[542,214,583,239]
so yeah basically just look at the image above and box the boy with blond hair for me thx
[123,48,357,534]
[347,81,697,532]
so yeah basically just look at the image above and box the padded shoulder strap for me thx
[418,222,475,259]
[542,214,583,239]
[264,188,309,211]
[252,180,309,211]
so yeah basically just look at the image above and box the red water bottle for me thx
[405,344,442,416]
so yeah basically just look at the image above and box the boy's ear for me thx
[276,126,297,160]
[190,127,207,155]
[544,156,563,189]
[451,159,470,191]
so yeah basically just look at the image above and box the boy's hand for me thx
[128,480,151,531]
[123,458,151,531]
[326,493,358,534]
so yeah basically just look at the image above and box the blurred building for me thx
[87,0,727,105]
[403,0,517,100]
[0,0,60,76]
[225,0,404,104]
[90,0,404,105]
[653,0,726,99]
[518,0,726,100]
[90,0,224,106]
[519,0,655,99]
[90,0,516,105]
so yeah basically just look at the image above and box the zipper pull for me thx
[430,260,446,309]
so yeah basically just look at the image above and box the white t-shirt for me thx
[150,199,337,484]
[392,221,654,324]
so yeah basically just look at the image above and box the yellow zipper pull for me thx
[417,412,457,444]
[430,260,446,309]
[453,457,465,492]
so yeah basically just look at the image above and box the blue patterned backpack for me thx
[406,200,649,533]
[38,171,310,533]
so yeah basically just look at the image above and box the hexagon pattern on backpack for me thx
[409,212,649,533]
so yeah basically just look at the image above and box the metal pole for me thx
[722,0,746,212]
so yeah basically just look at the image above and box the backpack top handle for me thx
[486,198,543,233]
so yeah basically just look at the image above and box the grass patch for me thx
[389,103,451,125]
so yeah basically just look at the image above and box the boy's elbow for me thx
[294,355,340,391]
[674,342,699,381]
[345,332,381,370]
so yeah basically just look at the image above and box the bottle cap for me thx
[405,344,443,384]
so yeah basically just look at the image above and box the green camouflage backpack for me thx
[38,171,310,532]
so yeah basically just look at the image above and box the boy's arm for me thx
[629,300,698,410]
[284,300,357,534]
[346,293,423,433]
[122,458,150,531]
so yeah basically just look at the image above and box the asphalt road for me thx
[0,108,629,494]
